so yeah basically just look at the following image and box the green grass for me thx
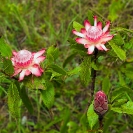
[1,0,133,133]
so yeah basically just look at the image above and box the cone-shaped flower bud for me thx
[72,16,114,54]
[94,91,108,116]
[11,49,46,81]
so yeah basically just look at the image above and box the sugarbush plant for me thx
[1,3,133,132]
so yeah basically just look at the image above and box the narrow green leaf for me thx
[0,38,12,57]
[87,10,94,25]
[111,86,133,102]
[103,112,114,133]
[47,46,59,61]
[51,64,66,75]
[102,76,110,95]
[112,99,128,107]
[111,101,133,114]
[15,81,33,114]
[20,86,33,114]
[43,118,62,131]
[3,58,14,75]
[120,64,133,79]
[87,103,98,129]
[118,71,126,86]
[80,57,91,87]
[50,70,62,80]
[60,108,71,133]
[73,21,84,31]
[108,0,124,21]
[8,83,21,118]
[9,4,31,40]
[67,66,81,76]
[63,52,77,68]
[109,41,126,61]
[70,43,87,56]
[41,81,55,109]
[0,86,7,94]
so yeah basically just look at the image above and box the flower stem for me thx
[98,115,103,132]
[85,48,98,112]
[90,48,98,101]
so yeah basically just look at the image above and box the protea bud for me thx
[93,91,108,117]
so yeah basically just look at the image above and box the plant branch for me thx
[90,48,98,100]
[98,115,103,133]
[85,48,98,113]
[86,48,98,110]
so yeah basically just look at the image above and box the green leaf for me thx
[118,71,126,86]
[103,111,114,133]
[51,64,66,75]
[46,54,54,64]
[102,76,110,95]
[50,70,62,80]
[67,66,81,76]
[47,46,59,61]
[87,10,94,25]
[9,4,31,40]
[113,34,124,46]
[0,38,12,57]
[120,64,133,79]
[111,101,133,114]
[112,99,128,107]
[20,86,33,114]
[109,41,126,61]
[70,43,87,56]
[80,57,91,87]
[15,81,33,114]
[108,0,124,21]
[46,46,59,64]
[8,83,21,118]
[73,21,84,31]
[41,81,55,109]
[63,52,77,68]
[91,62,102,70]
[111,86,133,102]
[87,103,98,129]
[60,108,71,133]
[3,58,14,75]
[67,121,78,133]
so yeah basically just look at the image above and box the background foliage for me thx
[1,0,133,133]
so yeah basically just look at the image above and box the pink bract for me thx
[93,91,108,116]
[72,16,114,54]
[11,49,46,81]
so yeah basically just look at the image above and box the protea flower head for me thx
[11,49,46,81]
[72,16,114,54]
[94,91,108,116]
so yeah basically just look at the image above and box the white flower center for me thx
[14,50,33,68]
[87,26,102,39]
[15,50,32,63]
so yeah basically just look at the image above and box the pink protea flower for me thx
[94,91,108,116]
[11,49,46,81]
[72,16,114,54]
